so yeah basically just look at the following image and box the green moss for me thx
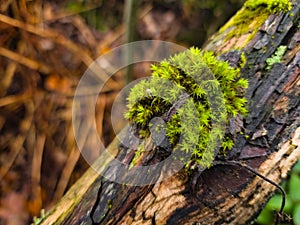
[219,0,292,47]
[266,45,287,70]
[244,0,291,14]
[262,46,268,53]
[239,52,247,68]
[125,48,248,168]
[31,209,48,225]
[107,199,113,209]
[130,144,144,168]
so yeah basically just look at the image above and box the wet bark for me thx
[40,1,300,225]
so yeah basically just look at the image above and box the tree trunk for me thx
[40,1,300,225]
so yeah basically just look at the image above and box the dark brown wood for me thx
[40,2,300,225]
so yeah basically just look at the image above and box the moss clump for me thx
[219,0,292,47]
[244,0,292,14]
[125,47,248,168]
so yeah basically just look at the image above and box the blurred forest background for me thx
[1,0,299,225]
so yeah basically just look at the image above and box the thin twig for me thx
[0,93,31,107]
[0,13,122,90]
[0,100,34,180]
[123,0,140,84]
[30,133,46,213]
[213,160,286,225]
[1,40,26,96]
[44,3,103,21]
[0,13,94,67]
[0,46,51,74]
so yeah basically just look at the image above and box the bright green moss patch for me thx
[219,0,292,47]
[219,7,269,46]
[266,45,287,70]
[245,0,292,14]
[125,48,248,168]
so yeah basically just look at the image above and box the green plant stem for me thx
[124,0,140,84]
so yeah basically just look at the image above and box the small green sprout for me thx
[31,209,48,225]
[107,199,113,209]
[266,45,287,70]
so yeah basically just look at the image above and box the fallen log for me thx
[39,1,300,224]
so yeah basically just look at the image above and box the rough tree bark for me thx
[40,1,300,225]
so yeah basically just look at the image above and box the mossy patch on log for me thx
[125,48,248,168]
[219,0,292,47]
